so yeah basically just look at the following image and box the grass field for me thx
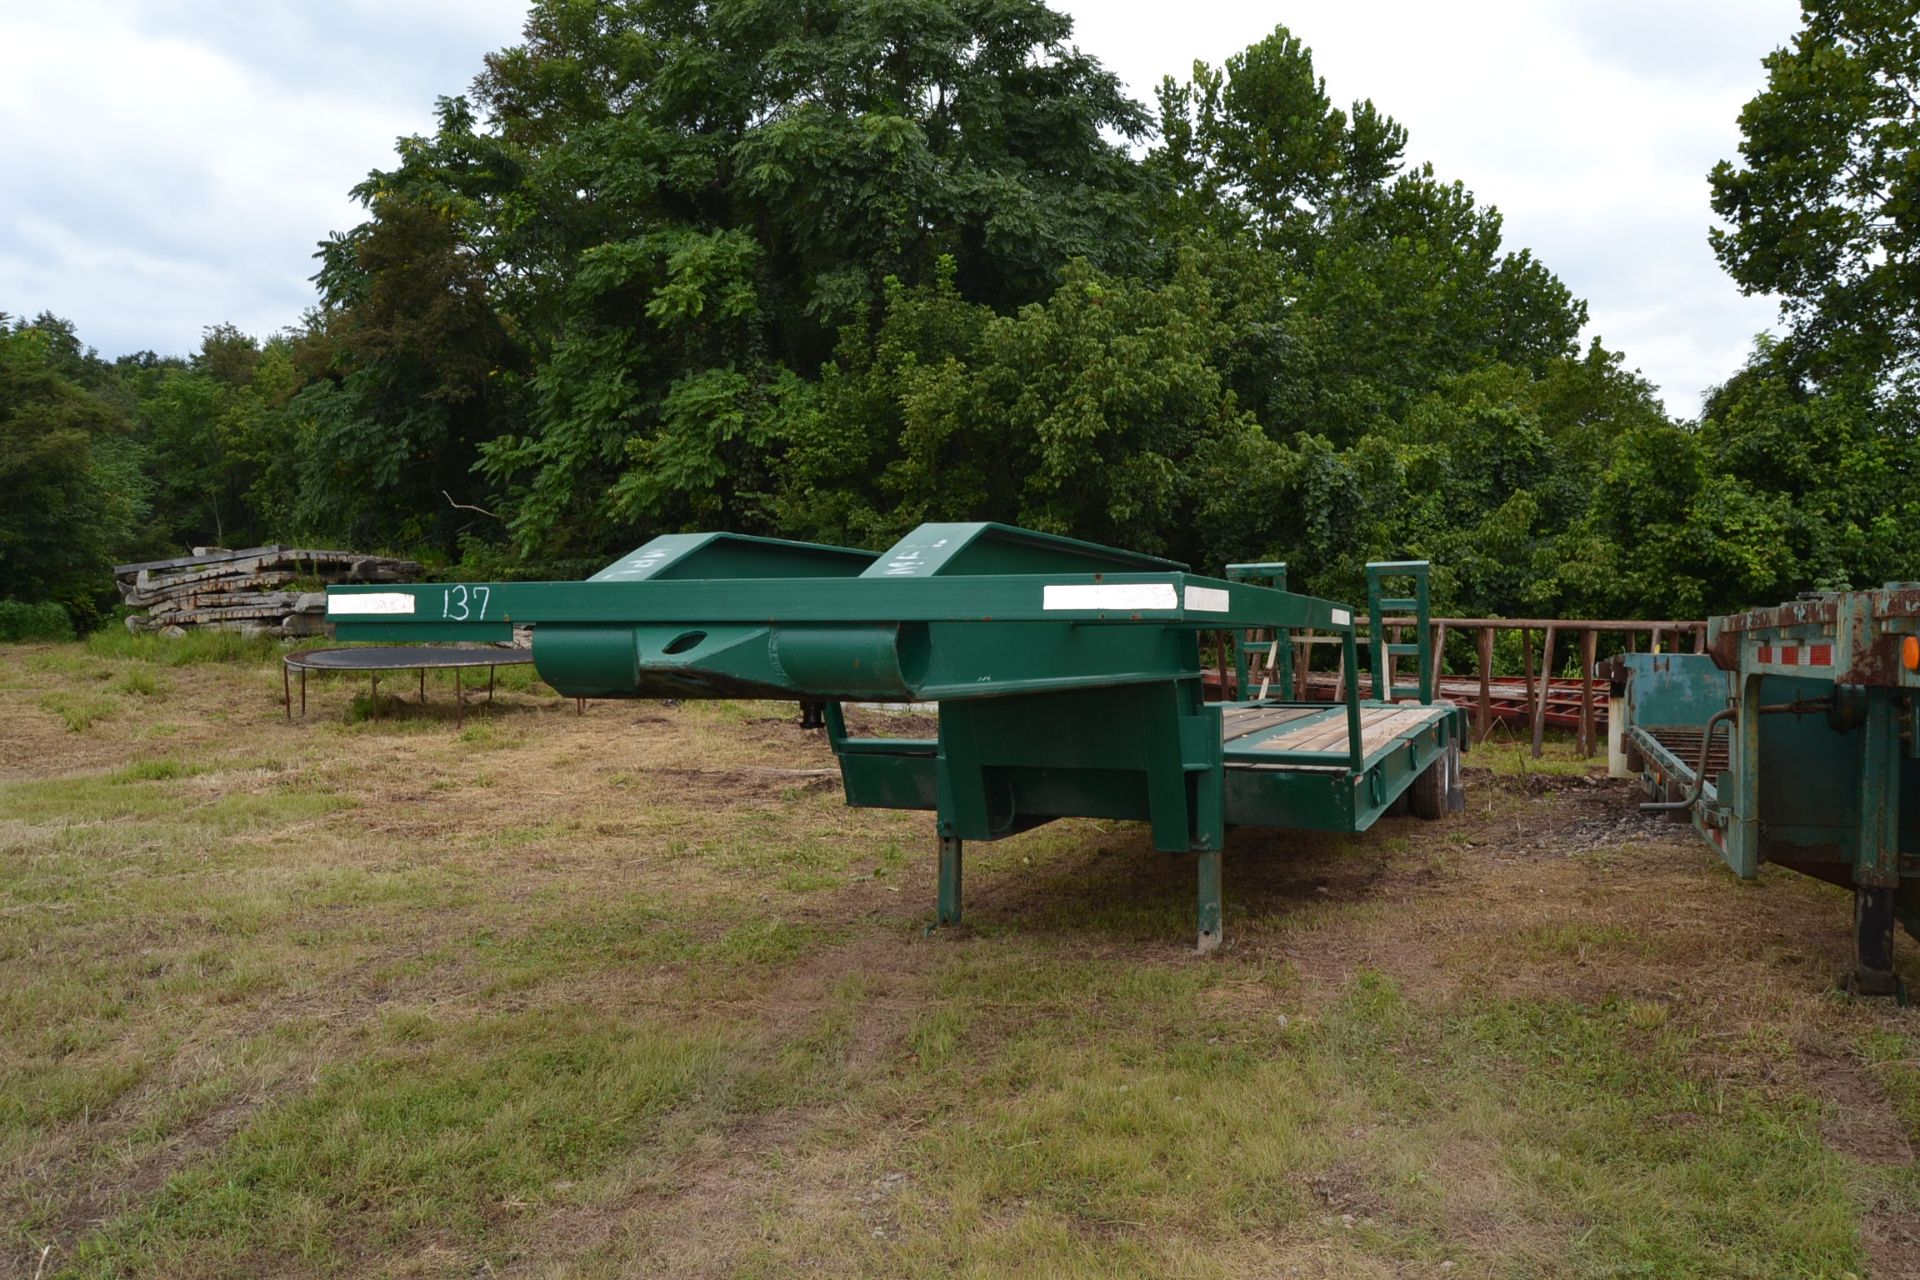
[2,635,1917,1279]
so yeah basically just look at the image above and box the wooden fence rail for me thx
[1219,617,1708,759]
[1394,618,1707,758]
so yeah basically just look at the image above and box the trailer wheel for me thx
[1410,751,1449,820]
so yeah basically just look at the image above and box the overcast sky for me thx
[0,0,1800,418]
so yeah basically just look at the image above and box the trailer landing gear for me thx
[1846,887,1907,1001]
[1196,848,1223,955]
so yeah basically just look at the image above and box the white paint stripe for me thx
[327,592,416,616]
[1042,583,1178,611]
[1183,586,1230,613]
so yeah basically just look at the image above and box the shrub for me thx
[0,599,75,643]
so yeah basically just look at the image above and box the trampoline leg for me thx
[300,669,306,717]
[1196,848,1223,955]
[488,665,497,704]
[282,663,290,721]
[936,836,963,927]
[455,668,463,728]
[371,672,378,709]
[419,668,426,703]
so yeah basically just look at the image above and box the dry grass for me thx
[0,638,1916,1279]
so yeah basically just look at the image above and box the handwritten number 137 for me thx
[442,585,491,621]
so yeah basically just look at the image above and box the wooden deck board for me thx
[1219,705,1321,743]
[1244,706,1440,759]
[1267,714,1351,754]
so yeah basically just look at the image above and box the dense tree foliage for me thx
[5,1,1917,631]
[1710,0,1920,405]
[0,316,152,625]
[314,0,1151,557]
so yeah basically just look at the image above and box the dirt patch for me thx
[1466,769,1674,859]
[1798,1046,1920,1280]
[1802,1049,1916,1166]
[34,1091,266,1255]
[9,926,504,1267]
[0,688,137,782]
[646,765,842,804]
[1299,1165,1391,1223]
[1863,1204,1920,1280]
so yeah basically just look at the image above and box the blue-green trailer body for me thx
[1613,587,1920,992]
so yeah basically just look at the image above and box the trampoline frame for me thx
[282,646,536,727]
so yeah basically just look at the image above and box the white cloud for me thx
[0,0,1799,417]
[0,0,528,354]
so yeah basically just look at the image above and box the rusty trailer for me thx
[1611,587,1920,996]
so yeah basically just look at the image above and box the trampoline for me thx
[283,645,537,726]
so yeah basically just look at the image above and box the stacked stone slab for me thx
[114,547,423,638]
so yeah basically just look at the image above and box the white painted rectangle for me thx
[1330,608,1351,626]
[326,592,417,616]
[1183,586,1231,613]
[1042,583,1179,612]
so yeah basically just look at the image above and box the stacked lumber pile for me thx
[114,547,423,638]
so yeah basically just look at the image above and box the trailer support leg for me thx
[1446,736,1466,813]
[1848,693,1903,996]
[1850,887,1899,997]
[936,836,963,928]
[1196,848,1223,954]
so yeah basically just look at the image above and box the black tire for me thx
[1410,751,1449,820]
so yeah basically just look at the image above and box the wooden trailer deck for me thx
[1220,702,1458,772]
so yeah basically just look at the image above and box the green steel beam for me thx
[329,571,1357,633]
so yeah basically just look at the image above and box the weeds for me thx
[83,628,285,666]
[35,690,116,732]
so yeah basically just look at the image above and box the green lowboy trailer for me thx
[328,522,1466,950]
[1612,585,1920,996]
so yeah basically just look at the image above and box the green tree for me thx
[0,317,151,623]
[1578,339,1915,618]
[1148,27,1405,250]
[1150,28,1585,447]
[1710,0,1920,402]
[305,163,529,552]
[313,0,1151,557]
[775,255,1264,564]
[141,326,306,548]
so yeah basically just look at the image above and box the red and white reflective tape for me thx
[1754,642,1833,667]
